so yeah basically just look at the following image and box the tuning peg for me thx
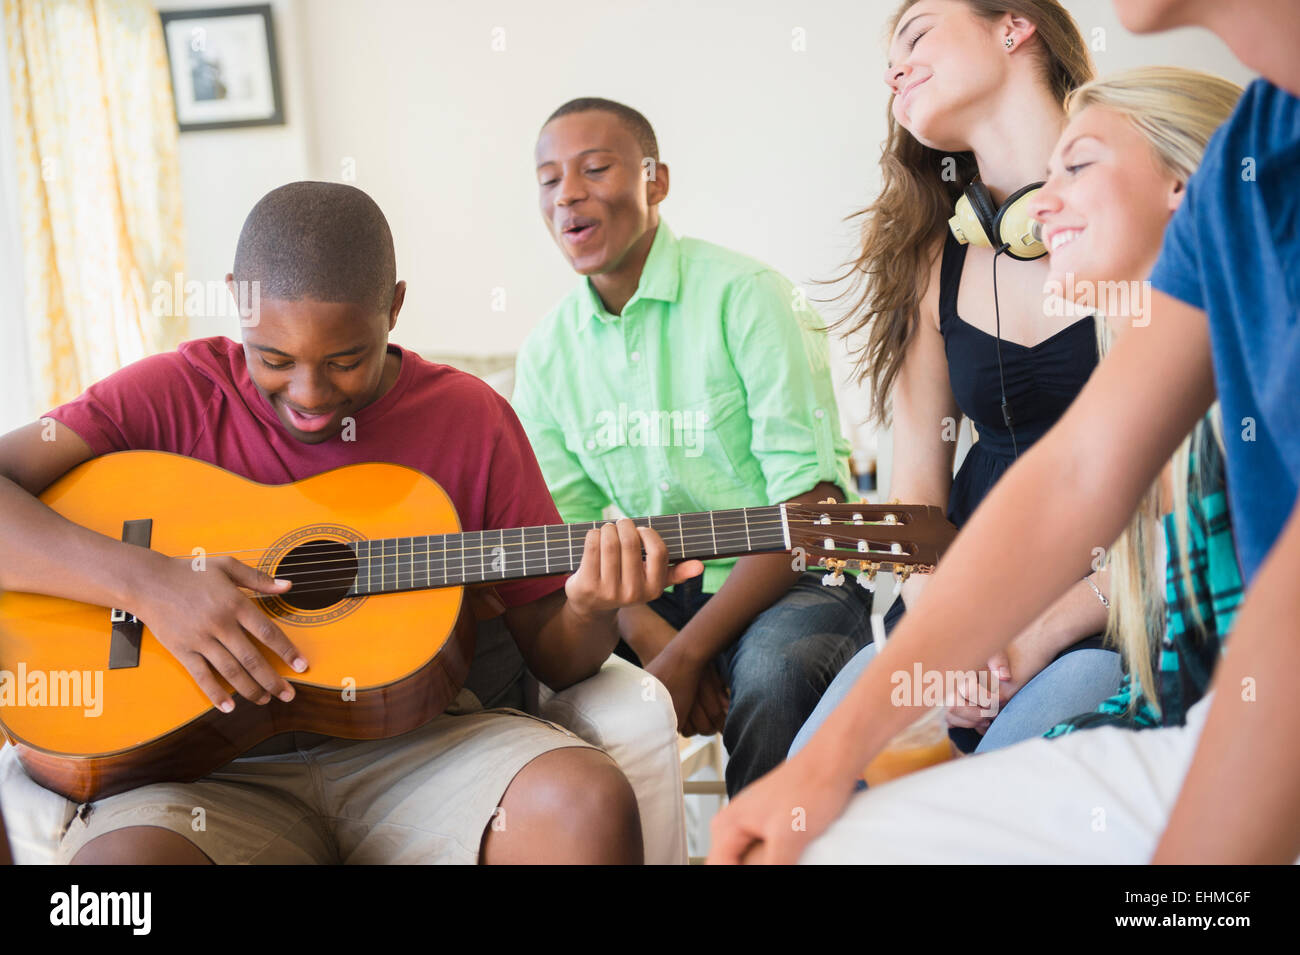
[820,557,847,587]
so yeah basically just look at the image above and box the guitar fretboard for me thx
[342,506,786,597]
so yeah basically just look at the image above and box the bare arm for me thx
[888,240,961,510]
[504,588,616,691]
[1153,493,1300,862]
[885,241,962,613]
[0,420,153,607]
[505,519,703,691]
[0,419,304,710]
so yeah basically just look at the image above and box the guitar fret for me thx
[345,505,793,599]
[505,527,521,578]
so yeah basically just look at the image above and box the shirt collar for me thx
[576,221,681,330]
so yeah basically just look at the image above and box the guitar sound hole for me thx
[275,539,358,611]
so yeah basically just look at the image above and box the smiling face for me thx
[535,110,666,277]
[236,285,403,445]
[883,0,1015,150]
[1030,104,1184,289]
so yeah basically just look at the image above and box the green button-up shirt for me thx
[513,222,854,592]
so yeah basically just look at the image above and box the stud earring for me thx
[1005,36,1014,49]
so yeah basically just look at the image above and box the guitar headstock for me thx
[783,502,957,583]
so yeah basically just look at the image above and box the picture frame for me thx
[159,4,285,132]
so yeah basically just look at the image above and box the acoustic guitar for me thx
[0,451,955,802]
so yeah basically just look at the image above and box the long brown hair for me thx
[834,0,1094,424]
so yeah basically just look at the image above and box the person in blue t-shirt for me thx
[708,0,1300,865]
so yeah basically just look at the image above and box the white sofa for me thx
[1,653,686,865]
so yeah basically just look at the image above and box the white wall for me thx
[165,0,1257,480]
[158,0,313,340]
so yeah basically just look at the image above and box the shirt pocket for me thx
[675,386,766,507]
[561,424,645,517]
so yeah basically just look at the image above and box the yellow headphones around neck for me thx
[948,179,1047,261]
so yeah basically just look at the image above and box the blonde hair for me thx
[1065,66,1243,183]
[1076,67,1241,714]
[834,0,1095,424]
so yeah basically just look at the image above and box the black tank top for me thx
[882,231,1105,727]
[938,229,1099,525]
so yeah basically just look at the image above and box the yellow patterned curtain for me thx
[4,0,185,409]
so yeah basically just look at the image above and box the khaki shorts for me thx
[56,695,595,865]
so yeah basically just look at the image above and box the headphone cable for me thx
[992,245,1020,460]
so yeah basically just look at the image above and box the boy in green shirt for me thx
[514,98,873,795]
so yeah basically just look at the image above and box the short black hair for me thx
[233,181,396,313]
[543,97,659,162]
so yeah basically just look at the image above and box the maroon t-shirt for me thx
[44,336,565,608]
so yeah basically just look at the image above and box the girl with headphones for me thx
[714,41,1272,861]
[792,0,1117,757]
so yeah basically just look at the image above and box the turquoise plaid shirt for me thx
[512,221,854,593]
[1046,422,1241,737]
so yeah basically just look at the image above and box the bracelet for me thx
[1085,575,1110,609]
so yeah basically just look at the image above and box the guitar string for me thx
[201,527,922,591]
[240,535,924,599]
[160,508,922,563]
[246,550,925,602]
[184,516,924,594]
[257,526,918,577]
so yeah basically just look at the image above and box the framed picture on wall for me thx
[159,4,285,132]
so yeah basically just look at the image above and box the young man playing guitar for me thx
[0,181,700,864]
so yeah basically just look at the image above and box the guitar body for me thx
[0,452,474,802]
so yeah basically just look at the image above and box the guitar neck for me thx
[344,505,788,596]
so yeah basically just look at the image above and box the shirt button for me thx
[630,351,641,362]
[814,408,825,419]
[659,481,670,492]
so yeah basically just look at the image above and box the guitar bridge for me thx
[108,519,152,669]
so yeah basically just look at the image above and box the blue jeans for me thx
[788,644,1123,758]
[644,572,873,796]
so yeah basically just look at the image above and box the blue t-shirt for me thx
[1149,78,1300,584]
